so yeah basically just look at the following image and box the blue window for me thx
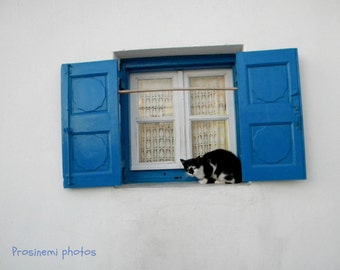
[61,48,306,188]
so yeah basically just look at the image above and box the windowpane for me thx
[189,76,227,115]
[130,69,235,171]
[137,78,173,117]
[191,120,229,157]
[138,122,175,163]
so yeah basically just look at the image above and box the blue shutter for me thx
[236,48,306,181]
[61,60,122,187]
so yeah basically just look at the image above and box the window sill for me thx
[114,181,252,189]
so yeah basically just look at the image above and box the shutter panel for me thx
[61,60,122,187]
[236,49,306,181]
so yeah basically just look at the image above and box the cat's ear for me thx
[180,159,185,165]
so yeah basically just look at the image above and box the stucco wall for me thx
[1,0,339,269]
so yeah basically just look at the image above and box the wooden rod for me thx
[119,87,238,94]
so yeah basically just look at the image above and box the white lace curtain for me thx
[137,78,175,163]
[189,76,228,157]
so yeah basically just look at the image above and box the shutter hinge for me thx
[63,128,73,133]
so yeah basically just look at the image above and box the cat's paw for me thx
[198,178,208,184]
[225,179,236,184]
[214,179,225,184]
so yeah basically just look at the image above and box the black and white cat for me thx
[180,149,242,184]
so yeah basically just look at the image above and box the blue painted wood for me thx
[236,48,306,181]
[61,60,121,188]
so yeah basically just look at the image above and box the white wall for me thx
[1,0,339,269]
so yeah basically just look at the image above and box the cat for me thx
[180,149,242,184]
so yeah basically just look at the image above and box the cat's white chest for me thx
[193,166,205,179]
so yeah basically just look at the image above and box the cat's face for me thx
[180,157,203,179]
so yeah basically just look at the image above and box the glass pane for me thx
[189,76,227,115]
[137,78,173,117]
[138,122,175,163]
[191,120,229,157]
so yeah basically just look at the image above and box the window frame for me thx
[119,54,237,184]
[183,69,237,157]
[129,69,236,171]
[129,71,182,171]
